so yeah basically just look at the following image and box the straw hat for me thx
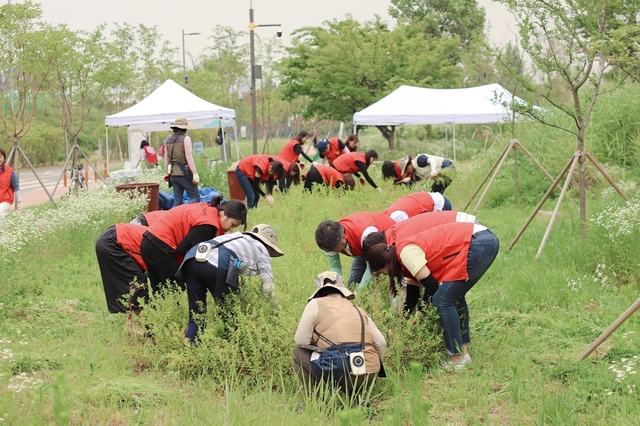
[308,271,354,301]
[171,117,190,129]
[397,155,413,174]
[244,224,284,257]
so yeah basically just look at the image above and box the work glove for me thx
[376,187,383,193]
[192,173,200,185]
[359,178,365,186]
[299,163,305,170]
[430,170,439,178]
[265,194,275,205]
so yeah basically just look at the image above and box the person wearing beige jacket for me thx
[293,271,386,393]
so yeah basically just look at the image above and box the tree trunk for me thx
[376,125,396,150]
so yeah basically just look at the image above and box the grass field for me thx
[0,134,639,425]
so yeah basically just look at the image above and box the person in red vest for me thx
[138,140,159,169]
[315,212,395,285]
[331,150,381,191]
[0,147,21,224]
[316,136,351,165]
[235,154,285,208]
[303,163,355,192]
[365,222,499,369]
[140,196,247,292]
[269,155,301,191]
[381,155,416,186]
[382,191,452,222]
[279,131,313,164]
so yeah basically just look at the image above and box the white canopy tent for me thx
[105,79,239,169]
[353,83,527,160]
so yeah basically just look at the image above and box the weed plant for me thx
[0,138,639,424]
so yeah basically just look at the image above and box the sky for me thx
[35,0,518,64]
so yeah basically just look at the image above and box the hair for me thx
[342,174,355,190]
[269,160,284,178]
[315,286,343,299]
[365,150,378,168]
[365,243,403,296]
[362,231,386,257]
[140,140,149,149]
[346,134,359,145]
[212,197,248,231]
[295,131,310,143]
[0,148,5,159]
[315,220,344,252]
[381,161,397,180]
[288,163,301,186]
[171,127,187,134]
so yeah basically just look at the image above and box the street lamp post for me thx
[249,2,281,154]
[182,29,200,84]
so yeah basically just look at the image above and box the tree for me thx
[496,0,632,254]
[280,16,462,149]
[388,0,486,49]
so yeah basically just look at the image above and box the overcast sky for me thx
[35,0,517,63]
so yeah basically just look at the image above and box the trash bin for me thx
[226,169,246,201]
[115,182,160,212]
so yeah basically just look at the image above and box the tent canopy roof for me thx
[353,83,527,126]
[105,79,235,131]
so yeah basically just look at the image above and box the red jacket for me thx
[147,203,224,250]
[322,138,344,165]
[237,154,277,182]
[315,164,346,187]
[279,139,302,163]
[0,164,14,204]
[383,193,437,218]
[339,212,395,257]
[394,222,474,283]
[332,152,366,175]
[116,223,148,270]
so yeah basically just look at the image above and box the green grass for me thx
[0,136,639,424]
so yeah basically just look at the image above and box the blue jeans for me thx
[442,196,452,211]
[432,229,499,355]
[170,175,200,206]
[235,167,258,209]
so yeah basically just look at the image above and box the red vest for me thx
[385,211,463,244]
[339,212,395,257]
[116,223,148,270]
[238,154,275,182]
[147,203,224,250]
[142,145,158,164]
[394,222,474,283]
[279,139,302,163]
[0,164,14,204]
[383,193,436,218]
[332,152,366,175]
[322,138,343,165]
[142,210,166,225]
[315,164,345,187]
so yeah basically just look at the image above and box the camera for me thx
[195,242,212,262]
[277,27,282,38]
[349,351,366,375]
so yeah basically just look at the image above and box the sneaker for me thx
[444,357,469,371]
[464,353,472,363]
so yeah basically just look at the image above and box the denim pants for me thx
[170,175,200,206]
[432,229,499,355]
[235,167,259,208]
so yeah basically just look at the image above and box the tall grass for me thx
[0,135,639,424]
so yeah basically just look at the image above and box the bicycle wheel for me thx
[70,176,83,191]
[77,175,86,189]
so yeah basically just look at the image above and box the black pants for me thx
[95,226,147,313]
[140,232,185,293]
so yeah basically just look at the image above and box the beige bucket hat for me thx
[171,117,190,129]
[244,224,284,257]
[308,271,354,301]
[397,155,413,174]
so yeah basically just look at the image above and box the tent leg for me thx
[453,124,456,162]
[105,127,109,175]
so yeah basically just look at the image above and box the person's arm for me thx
[356,161,378,189]
[326,253,342,275]
[256,253,278,302]
[294,300,319,345]
[368,317,387,361]
[184,136,199,184]
[176,225,217,255]
[293,143,313,162]
[11,171,21,203]
[137,149,145,168]
[337,140,347,154]
[252,166,266,197]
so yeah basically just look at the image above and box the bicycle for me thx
[67,163,87,191]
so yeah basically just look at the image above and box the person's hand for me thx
[265,194,275,205]
[359,178,365,186]
[376,187,383,193]
[192,173,200,185]
[163,175,169,182]
[430,170,439,178]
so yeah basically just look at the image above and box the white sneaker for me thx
[444,355,470,371]
[464,353,472,363]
